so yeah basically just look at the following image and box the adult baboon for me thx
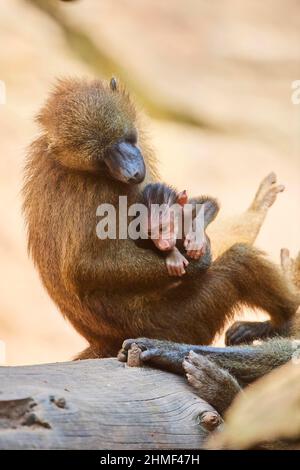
[23,78,295,359]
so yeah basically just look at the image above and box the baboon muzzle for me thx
[104,140,146,184]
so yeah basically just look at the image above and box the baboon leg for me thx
[238,172,284,246]
[217,245,298,341]
[209,173,284,258]
[226,246,300,346]
[117,244,298,349]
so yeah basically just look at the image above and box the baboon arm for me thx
[192,341,297,385]
[70,240,211,291]
[188,196,220,227]
[120,338,298,386]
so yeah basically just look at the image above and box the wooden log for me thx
[0,358,221,449]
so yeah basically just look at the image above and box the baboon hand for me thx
[165,249,189,277]
[117,338,190,373]
[225,320,275,346]
[117,338,167,363]
[183,351,241,414]
[184,232,206,260]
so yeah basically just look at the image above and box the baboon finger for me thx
[117,349,127,362]
[140,348,161,361]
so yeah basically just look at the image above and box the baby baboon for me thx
[140,182,219,276]
[23,77,297,359]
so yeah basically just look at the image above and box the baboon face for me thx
[38,78,146,184]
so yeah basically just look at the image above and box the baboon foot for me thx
[251,172,284,212]
[225,320,276,346]
[183,351,241,414]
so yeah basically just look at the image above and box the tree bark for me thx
[0,358,221,449]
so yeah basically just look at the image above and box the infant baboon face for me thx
[37,78,145,183]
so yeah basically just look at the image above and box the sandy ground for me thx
[0,0,299,365]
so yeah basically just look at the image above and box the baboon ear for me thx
[110,77,118,92]
[177,190,188,207]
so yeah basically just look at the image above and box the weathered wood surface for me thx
[0,358,220,449]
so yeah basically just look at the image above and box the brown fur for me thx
[22,78,299,360]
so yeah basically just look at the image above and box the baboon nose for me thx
[128,171,144,184]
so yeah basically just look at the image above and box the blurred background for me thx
[0,0,299,365]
